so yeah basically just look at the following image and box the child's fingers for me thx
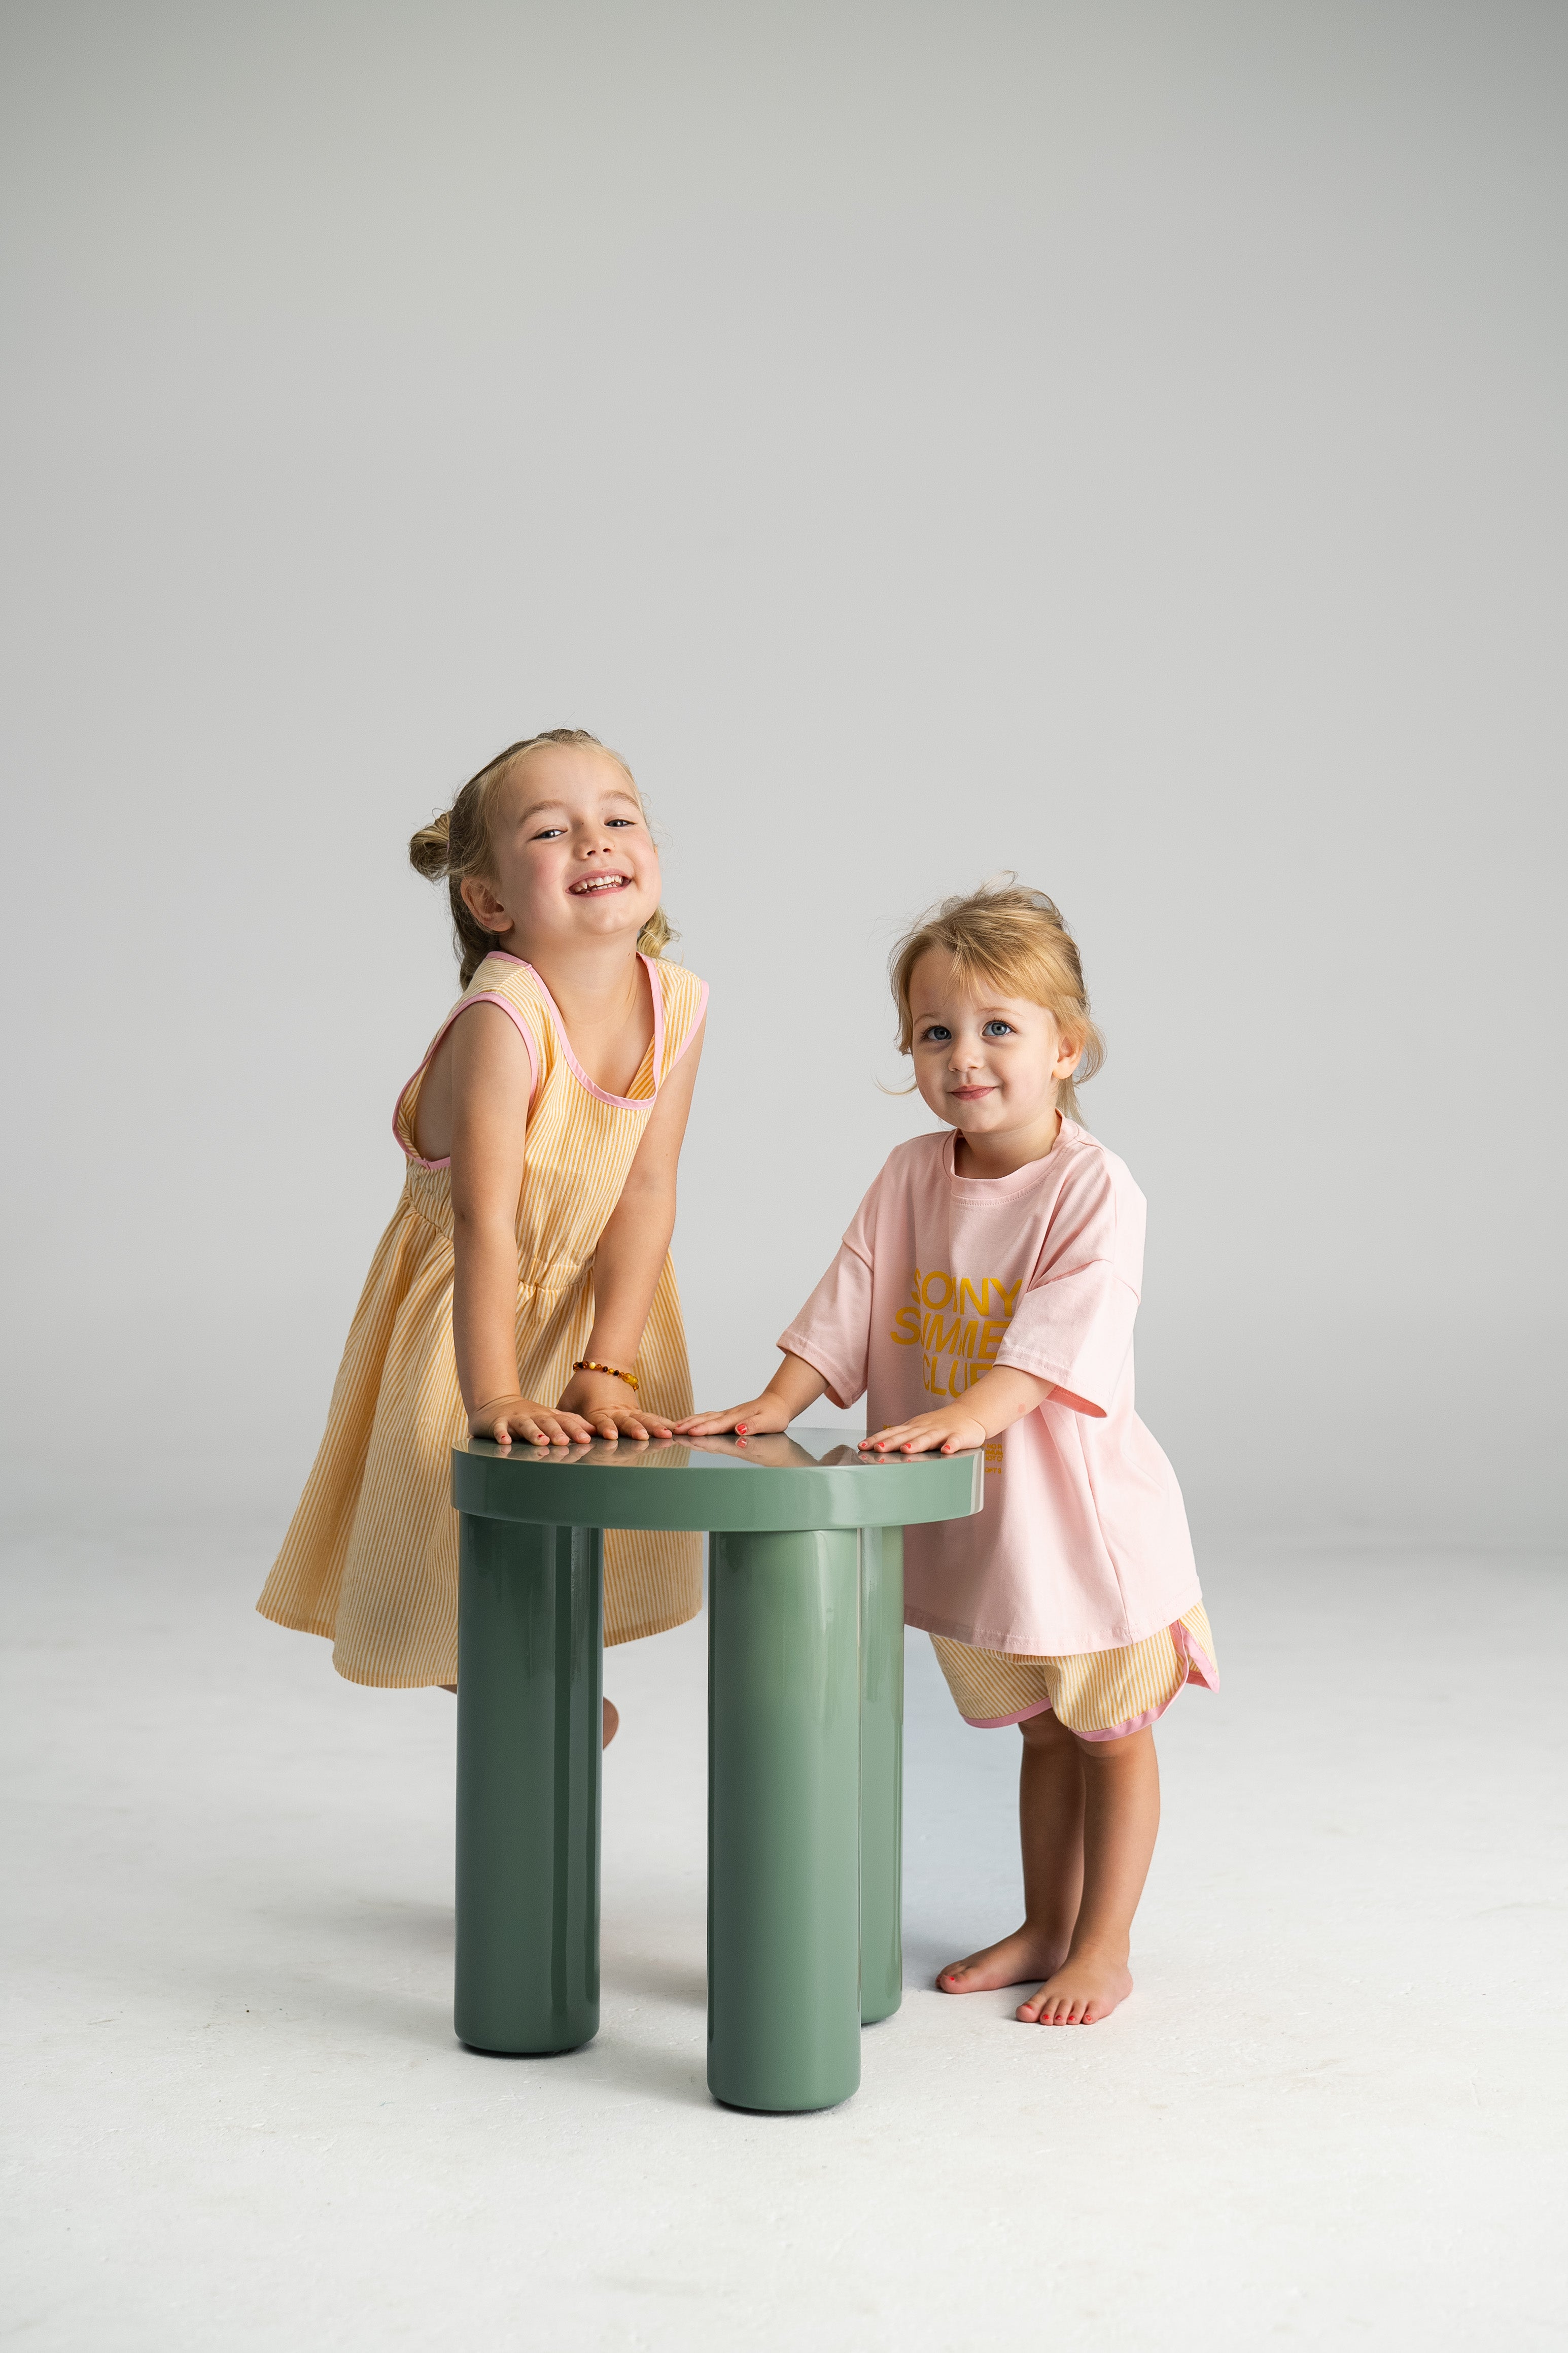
[683,1400,792,1436]
[513,1409,586,1446]
[862,1419,943,1454]
[504,1413,552,1445]
[581,1408,672,1443]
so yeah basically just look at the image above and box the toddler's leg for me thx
[937,1708,1086,1994]
[1015,1723,1158,2025]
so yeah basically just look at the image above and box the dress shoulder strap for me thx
[391,954,546,1163]
[469,953,550,1055]
[653,960,709,1082]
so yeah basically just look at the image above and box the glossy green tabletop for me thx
[451,1426,984,1531]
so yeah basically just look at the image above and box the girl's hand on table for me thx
[676,1392,793,1438]
[861,1406,986,1456]
[470,1395,595,1449]
[555,1369,673,1443]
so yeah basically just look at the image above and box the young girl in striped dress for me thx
[259,729,707,1740]
[680,882,1213,2024]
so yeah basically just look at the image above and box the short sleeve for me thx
[994,1155,1144,1418]
[776,1180,880,1411]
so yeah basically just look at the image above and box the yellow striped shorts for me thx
[931,1602,1217,1739]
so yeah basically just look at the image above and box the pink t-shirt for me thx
[778,1121,1200,1657]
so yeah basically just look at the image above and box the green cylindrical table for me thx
[448,1428,983,2111]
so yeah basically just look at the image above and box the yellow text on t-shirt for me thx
[889,1267,1022,1400]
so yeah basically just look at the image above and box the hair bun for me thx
[408,811,451,879]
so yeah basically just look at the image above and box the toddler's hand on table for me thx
[470,1395,595,1449]
[555,1370,673,1444]
[675,1394,793,1438]
[861,1406,986,1456]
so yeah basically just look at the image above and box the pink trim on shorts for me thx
[961,1696,1058,1731]
[958,1614,1220,1737]
[961,1689,1178,1739]
[1074,1698,1174,1742]
[392,991,540,1169]
[1172,1615,1219,1693]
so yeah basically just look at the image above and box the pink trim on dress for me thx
[663,979,709,1072]
[524,954,665,1108]
[391,991,541,1170]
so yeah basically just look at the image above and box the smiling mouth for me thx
[950,1085,995,1099]
[569,872,633,896]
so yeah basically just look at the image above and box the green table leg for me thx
[707,1528,862,2111]
[858,1525,904,2025]
[454,1515,603,2055]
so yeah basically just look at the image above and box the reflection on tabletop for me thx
[463,1427,978,1471]
[467,1432,837,1471]
[681,1431,823,1470]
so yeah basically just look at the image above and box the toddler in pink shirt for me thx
[681,882,1215,2028]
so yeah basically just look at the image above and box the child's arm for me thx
[677,1351,828,1437]
[861,1366,1054,1456]
[450,1004,596,1449]
[555,1025,706,1440]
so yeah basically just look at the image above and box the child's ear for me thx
[1054,1023,1086,1078]
[459,873,511,936]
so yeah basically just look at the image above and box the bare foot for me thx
[936,1926,1067,1995]
[1016,1951,1132,2025]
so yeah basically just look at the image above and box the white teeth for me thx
[572,874,629,894]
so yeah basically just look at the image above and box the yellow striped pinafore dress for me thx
[257,950,708,1686]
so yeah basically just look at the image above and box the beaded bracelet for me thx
[571,1358,640,1393]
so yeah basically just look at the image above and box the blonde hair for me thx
[408,728,675,987]
[890,879,1105,1124]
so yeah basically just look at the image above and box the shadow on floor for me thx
[284,1891,455,1953]
[600,1948,707,2009]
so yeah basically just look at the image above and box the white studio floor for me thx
[4,1522,1564,2352]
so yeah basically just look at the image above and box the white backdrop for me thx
[3,0,1562,1543]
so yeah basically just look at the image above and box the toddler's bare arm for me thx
[862,1364,1053,1456]
[676,1350,827,1437]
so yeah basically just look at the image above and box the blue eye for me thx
[983,1020,1014,1038]
[921,1026,952,1043]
